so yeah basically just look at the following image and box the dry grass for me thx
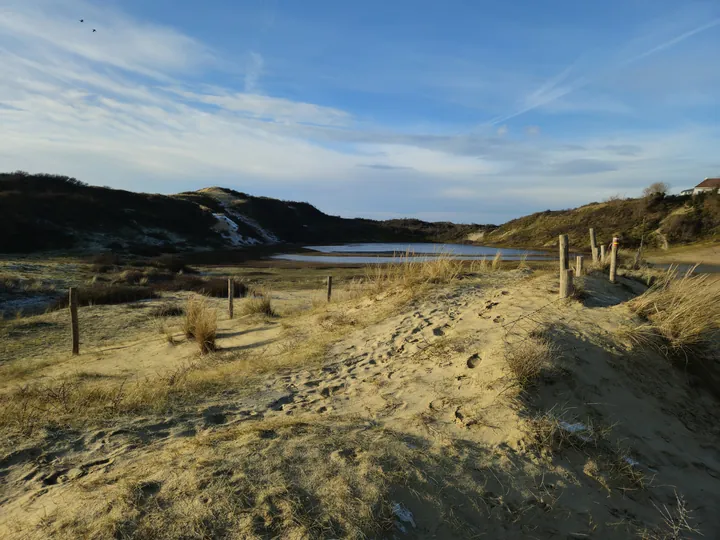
[316,310,357,330]
[22,419,410,539]
[149,303,184,318]
[241,290,276,317]
[491,250,503,271]
[639,492,701,540]
[527,405,609,454]
[364,250,465,293]
[517,252,529,269]
[14,415,554,540]
[504,335,555,388]
[626,265,720,361]
[183,296,217,354]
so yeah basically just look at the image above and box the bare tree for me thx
[642,182,670,198]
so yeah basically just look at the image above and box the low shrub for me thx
[151,254,198,274]
[89,253,123,273]
[52,286,158,309]
[152,276,247,298]
[241,291,276,317]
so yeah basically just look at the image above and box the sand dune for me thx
[1,268,718,538]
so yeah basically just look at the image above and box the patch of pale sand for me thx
[0,289,322,388]
[3,270,720,538]
[647,242,720,265]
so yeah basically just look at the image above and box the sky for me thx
[1,0,719,224]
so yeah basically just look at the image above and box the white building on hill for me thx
[692,177,720,195]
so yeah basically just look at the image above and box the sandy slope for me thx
[1,270,719,538]
[646,242,720,266]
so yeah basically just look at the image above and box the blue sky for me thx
[1,0,719,224]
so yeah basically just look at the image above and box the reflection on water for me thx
[272,242,555,264]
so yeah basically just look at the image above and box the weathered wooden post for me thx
[559,234,569,273]
[589,228,598,262]
[600,245,606,264]
[559,234,570,299]
[228,278,234,319]
[609,237,619,283]
[560,269,574,299]
[576,255,584,277]
[69,287,79,355]
[327,276,333,302]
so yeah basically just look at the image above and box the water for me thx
[272,242,554,264]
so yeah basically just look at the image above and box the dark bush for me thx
[151,254,198,274]
[52,286,158,309]
[89,253,123,273]
[201,278,248,298]
[149,303,185,317]
[151,276,247,298]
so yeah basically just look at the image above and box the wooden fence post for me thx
[69,287,79,355]
[560,269,574,299]
[589,228,598,262]
[559,234,569,273]
[600,245,606,263]
[559,235,570,299]
[576,255,584,277]
[228,278,234,319]
[609,237,619,283]
[327,276,333,302]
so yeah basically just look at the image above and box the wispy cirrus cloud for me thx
[489,14,720,124]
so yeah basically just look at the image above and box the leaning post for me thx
[600,245,606,264]
[69,287,79,355]
[576,255,584,277]
[609,237,619,283]
[228,278,234,319]
[327,276,333,302]
[589,228,598,262]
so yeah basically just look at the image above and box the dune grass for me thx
[241,290,276,317]
[183,296,217,354]
[504,334,556,389]
[364,250,466,292]
[491,250,503,271]
[626,265,720,361]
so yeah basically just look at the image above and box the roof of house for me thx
[696,177,720,189]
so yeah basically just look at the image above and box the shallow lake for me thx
[272,242,554,264]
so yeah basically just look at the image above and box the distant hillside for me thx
[479,192,720,250]
[0,172,488,254]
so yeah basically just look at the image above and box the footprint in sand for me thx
[466,353,481,368]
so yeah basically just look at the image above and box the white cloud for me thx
[0,0,213,79]
[1,0,719,223]
[177,90,352,126]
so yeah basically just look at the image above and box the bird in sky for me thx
[93,29,96,32]
[79,19,84,22]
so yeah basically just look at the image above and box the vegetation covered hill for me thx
[481,191,720,250]
[0,172,486,254]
